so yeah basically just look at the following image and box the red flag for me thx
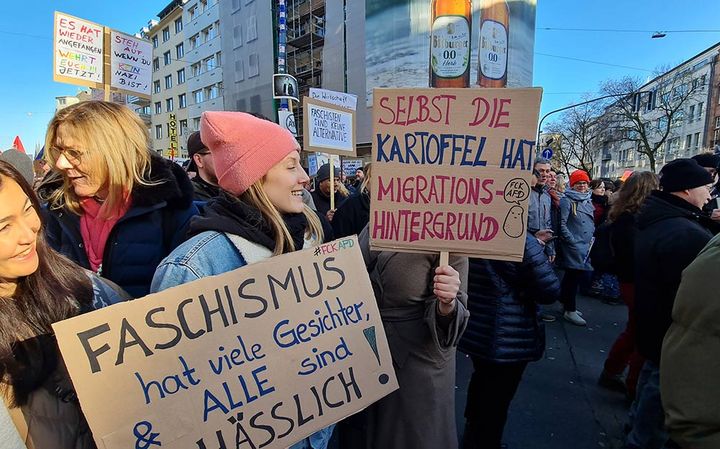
[12,136,26,153]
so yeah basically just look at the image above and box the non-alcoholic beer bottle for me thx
[477,0,509,87]
[430,0,472,88]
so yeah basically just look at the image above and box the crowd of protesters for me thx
[1,100,719,449]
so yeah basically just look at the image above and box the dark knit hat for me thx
[659,158,714,192]
[187,131,206,157]
[691,153,720,170]
[0,149,33,184]
[315,163,340,183]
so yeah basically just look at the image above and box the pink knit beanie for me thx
[200,111,300,195]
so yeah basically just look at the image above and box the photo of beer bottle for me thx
[477,0,509,87]
[429,0,472,88]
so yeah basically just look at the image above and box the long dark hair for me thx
[0,161,94,406]
[607,171,659,223]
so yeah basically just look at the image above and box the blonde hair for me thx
[360,163,372,193]
[241,182,324,256]
[44,101,155,217]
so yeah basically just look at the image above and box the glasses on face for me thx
[52,146,85,165]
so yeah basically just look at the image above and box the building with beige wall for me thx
[149,0,190,159]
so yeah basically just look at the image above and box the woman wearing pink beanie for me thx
[150,111,334,449]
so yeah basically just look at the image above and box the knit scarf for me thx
[79,197,131,272]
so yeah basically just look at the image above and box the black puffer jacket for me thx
[635,190,714,363]
[459,236,560,363]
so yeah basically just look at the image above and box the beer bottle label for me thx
[431,15,470,78]
[479,19,508,80]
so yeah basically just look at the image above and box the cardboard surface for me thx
[109,30,152,98]
[53,11,104,88]
[370,87,542,261]
[53,237,397,449]
[303,98,357,157]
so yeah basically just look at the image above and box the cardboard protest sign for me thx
[370,87,542,261]
[310,88,358,111]
[53,237,397,449]
[54,11,104,88]
[110,30,152,97]
[303,97,357,157]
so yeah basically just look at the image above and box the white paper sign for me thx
[54,12,104,86]
[310,88,358,111]
[110,31,153,97]
[278,110,298,136]
[307,102,355,154]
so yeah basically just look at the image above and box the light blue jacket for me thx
[528,185,555,257]
[556,190,595,271]
[150,230,334,449]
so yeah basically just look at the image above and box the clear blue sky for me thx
[1,1,719,153]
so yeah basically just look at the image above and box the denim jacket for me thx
[150,230,334,449]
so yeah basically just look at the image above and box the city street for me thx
[455,294,630,449]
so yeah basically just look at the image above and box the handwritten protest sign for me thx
[370,87,542,261]
[310,88,358,111]
[110,30,152,97]
[54,11,104,88]
[303,97,357,157]
[53,237,397,449]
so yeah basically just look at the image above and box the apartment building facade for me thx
[184,0,224,133]
[705,47,720,152]
[591,43,720,178]
[148,0,190,158]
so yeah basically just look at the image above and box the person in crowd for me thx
[459,235,560,449]
[661,232,720,449]
[332,163,371,238]
[597,171,658,399]
[32,150,51,190]
[0,161,128,449]
[590,180,609,226]
[352,167,365,190]
[0,148,33,185]
[151,111,334,449]
[588,179,620,302]
[311,163,350,221]
[539,168,563,323]
[39,101,197,298]
[627,158,714,449]
[555,170,594,326]
[186,131,219,201]
[527,159,555,261]
[342,227,468,449]
[691,153,720,227]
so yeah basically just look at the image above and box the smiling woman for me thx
[38,101,198,297]
[150,111,335,449]
[0,160,129,449]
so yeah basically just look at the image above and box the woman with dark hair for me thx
[590,179,608,226]
[40,101,197,297]
[598,171,659,399]
[0,161,128,449]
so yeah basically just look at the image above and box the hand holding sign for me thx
[433,265,460,316]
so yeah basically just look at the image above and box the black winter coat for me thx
[634,191,713,363]
[610,211,636,283]
[459,236,560,363]
[41,156,198,298]
[331,191,370,238]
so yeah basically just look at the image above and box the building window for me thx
[179,119,188,136]
[200,0,208,12]
[694,133,700,151]
[164,75,173,89]
[175,17,183,34]
[163,51,171,65]
[698,102,704,120]
[204,54,217,71]
[153,80,161,94]
[246,16,257,42]
[689,105,695,122]
[179,93,187,109]
[715,116,720,129]
[193,89,204,104]
[235,59,244,81]
[206,83,220,100]
[233,25,243,47]
[154,102,162,114]
[188,5,198,20]
[189,33,201,50]
[686,134,693,150]
[203,24,218,42]
[176,43,184,59]
[177,68,185,84]
[232,0,240,11]
[166,98,174,112]
[193,117,201,131]
[153,58,160,72]
[155,125,163,139]
[191,62,201,77]
[248,53,259,78]
[152,36,159,48]
[162,27,170,42]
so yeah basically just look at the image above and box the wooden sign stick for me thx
[330,154,335,211]
[439,251,449,267]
